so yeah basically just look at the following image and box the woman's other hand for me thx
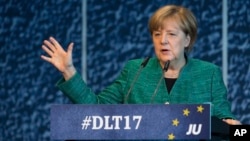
[223,119,242,125]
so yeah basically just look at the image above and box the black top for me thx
[164,78,177,93]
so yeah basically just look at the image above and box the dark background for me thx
[0,0,249,140]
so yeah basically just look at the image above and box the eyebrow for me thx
[153,29,178,32]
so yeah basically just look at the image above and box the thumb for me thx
[67,42,74,56]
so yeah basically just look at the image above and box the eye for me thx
[155,33,160,36]
[153,32,161,37]
[168,33,176,36]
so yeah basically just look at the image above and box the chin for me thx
[156,54,172,61]
[158,58,171,63]
[162,56,172,61]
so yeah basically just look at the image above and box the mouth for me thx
[161,49,170,54]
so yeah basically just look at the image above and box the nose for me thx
[160,34,168,45]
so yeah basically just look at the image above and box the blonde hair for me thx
[148,5,197,52]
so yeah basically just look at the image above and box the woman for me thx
[41,5,241,125]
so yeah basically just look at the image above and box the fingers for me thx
[41,45,54,57]
[43,39,57,53]
[40,55,52,63]
[223,119,242,125]
[41,36,74,60]
[49,36,61,48]
[43,36,64,52]
[43,37,71,53]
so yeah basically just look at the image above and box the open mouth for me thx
[161,49,170,54]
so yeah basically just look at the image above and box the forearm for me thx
[56,72,98,104]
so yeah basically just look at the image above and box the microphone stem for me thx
[150,60,170,103]
[124,57,150,103]
[124,66,143,103]
[150,72,164,103]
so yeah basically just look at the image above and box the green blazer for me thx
[57,57,235,119]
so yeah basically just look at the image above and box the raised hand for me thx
[41,37,76,80]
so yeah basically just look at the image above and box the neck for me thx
[164,56,186,78]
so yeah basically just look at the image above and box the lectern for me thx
[211,116,229,140]
[51,104,212,140]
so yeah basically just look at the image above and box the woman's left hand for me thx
[223,119,242,125]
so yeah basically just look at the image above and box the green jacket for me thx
[57,57,235,119]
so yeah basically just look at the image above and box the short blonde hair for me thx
[148,5,197,52]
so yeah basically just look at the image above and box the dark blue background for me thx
[0,0,249,140]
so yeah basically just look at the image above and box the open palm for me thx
[41,37,75,79]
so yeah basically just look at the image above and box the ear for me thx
[185,34,191,47]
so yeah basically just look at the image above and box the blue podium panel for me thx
[50,104,211,140]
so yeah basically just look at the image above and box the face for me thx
[152,18,190,67]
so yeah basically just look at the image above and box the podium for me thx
[51,104,212,140]
[211,116,229,140]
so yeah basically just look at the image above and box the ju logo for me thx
[166,105,209,140]
[186,124,202,135]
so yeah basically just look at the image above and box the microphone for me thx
[124,57,150,103]
[150,60,170,103]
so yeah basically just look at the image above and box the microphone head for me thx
[163,60,170,71]
[141,57,150,68]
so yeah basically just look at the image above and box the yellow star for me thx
[168,133,175,140]
[172,118,179,126]
[183,108,190,116]
[197,105,204,113]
